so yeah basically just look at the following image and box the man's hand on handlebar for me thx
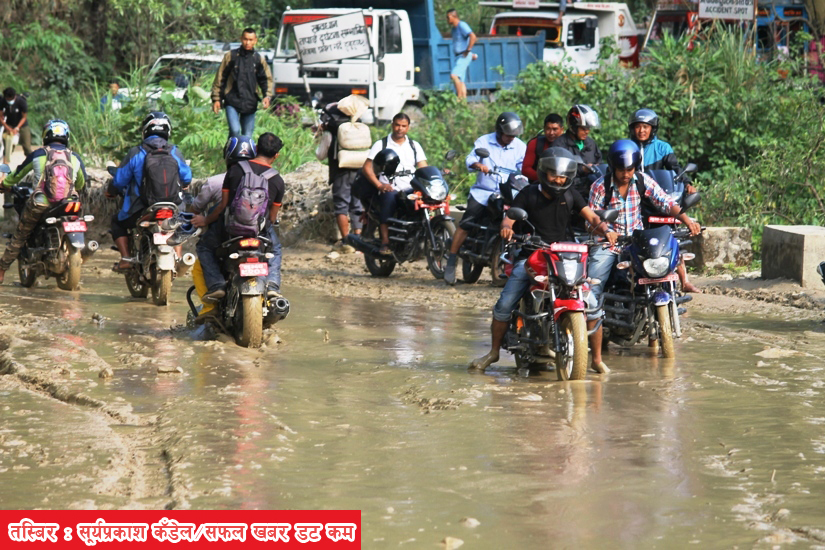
[473,163,491,174]
[500,226,514,241]
[605,231,619,247]
[686,219,701,236]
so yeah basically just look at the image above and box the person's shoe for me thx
[266,285,281,299]
[202,287,226,303]
[591,361,610,374]
[469,351,499,371]
[194,309,217,325]
[444,254,458,285]
[377,244,393,256]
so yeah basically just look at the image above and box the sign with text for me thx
[698,0,755,21]
[513,0,540,8]
[294,12,371,65]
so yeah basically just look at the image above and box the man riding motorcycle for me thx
[444,111,527,285]
[108,111,192,272]
[629,108,700,293]
[469,147,616,372]
[586,139,701,371]
[0,119,87,284]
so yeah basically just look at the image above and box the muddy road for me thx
[2,247,825,548]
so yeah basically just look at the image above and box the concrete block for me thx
[761,225,825,288]
[689,226,752,270]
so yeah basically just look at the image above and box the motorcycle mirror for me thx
[0,164,10,174]
[444,150,458,162]
[107,166,118,176]
[475,148,490,159]
[596,209,619,223]
[676,163,697,180]
[682,192,701,211]
[506,207,528,221]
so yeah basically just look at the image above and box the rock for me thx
[91,312,104,322]
[690,226,753,270]
[518,393,542,401]
[442,537,464,549]
[98,367,114,379]
[754,347,798,359]
[326,251,340,260]
[762,225,825,288]
[323,330,330,343]
[459,517,480,528]
[157,366,184,374]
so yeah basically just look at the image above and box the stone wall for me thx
[689,226,753,271]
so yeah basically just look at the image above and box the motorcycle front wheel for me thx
[426,219,456,279]
[236,295,263,348]
[656,304,675,358]
[555,312,588,381]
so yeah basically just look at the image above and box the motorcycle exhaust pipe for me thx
[266,296,290,324]
[176,253,196,277]
[81,240,99,263]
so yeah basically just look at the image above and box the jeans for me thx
[585,245,618,321]
[196,217,282,292]
[225,105,256,137]
[492,260,532,322]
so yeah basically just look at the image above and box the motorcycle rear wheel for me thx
[425,219,456,279]
[236,295,263,348]
[56,242,81,291]
[17,247,36,288]
[489,236,507,287]
[555,312,588,381]
[656,304,675,358]
[362,220,397,277]
[152,268,172,306]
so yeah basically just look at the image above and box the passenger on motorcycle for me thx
[586,139,701,371]
[629,108,700,293]
[360,113,428,255]
[193,133,285,303]
[444,111,527,285]
[552,105,602,202]
[108,112,192,272]
[0,119,87,284]
[469,147,616,372]
[521,113,564,183]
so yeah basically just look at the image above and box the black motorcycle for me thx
[2,170,98,290]
[347,153,457,278]
[186,234,290,348]
[457,147,529,287]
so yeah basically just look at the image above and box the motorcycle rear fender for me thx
[238,276,264,296]
[652,289,672,306]
[154,251,176,271]
[553,299,586,320]
[65,231,85,249]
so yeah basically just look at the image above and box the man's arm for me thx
[12,113,26,135]
[72,153,87,191]
[362,159,392,192]
[259,56,273,109]
[4,155,35,187]
[466,31,477,55]
[581,206,618,245]
[196,190,230,227]
[173,147,193,188]
[0,109,10,133]
[269,202,280,223]
[211,52,231,113]
[465,141,490,174]
[522,139,538,182]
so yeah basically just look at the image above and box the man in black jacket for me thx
[211,28,274,137]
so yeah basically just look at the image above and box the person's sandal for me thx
[377,244,392,256]
[112,258,134,274]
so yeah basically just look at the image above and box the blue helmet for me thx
[607,139,641,170]
[223,136,256,165]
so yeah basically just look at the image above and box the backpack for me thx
[142,143,182,205]
[40,146,74,202]
[381,136,419,165]
[226,160,277,237]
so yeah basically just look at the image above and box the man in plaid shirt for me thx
[586,140,700,371]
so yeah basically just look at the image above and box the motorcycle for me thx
[185,233,290,348]
[458,147,530,287]
[106,166,196,305]
[1,164,98,290]
[347,152,457,278]
[501,207,618,380]
[600,192,702,358]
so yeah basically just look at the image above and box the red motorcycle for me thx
[501,207,616,380]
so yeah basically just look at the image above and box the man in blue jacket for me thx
[108,112,191,272]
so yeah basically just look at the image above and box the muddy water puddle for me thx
[0,273,825,547]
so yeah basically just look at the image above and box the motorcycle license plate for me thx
[238,262,268,277]
[153,232,171,245]
[637,273,679,285]
[62,221,86,232]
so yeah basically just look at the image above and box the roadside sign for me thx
[698,0,755,21]
[293,11,371,65]
[513,0,540,8]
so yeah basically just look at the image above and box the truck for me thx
[272,0,546,122]
[482,1,642,72]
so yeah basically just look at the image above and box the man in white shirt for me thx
[361,113,428,254]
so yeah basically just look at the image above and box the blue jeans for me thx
[492,260,532,322]
[225,105,256,137]
[585,245,618,321]
[196,218,282,292]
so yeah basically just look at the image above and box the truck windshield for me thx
[277,24,298,57]
[149,58,221,88]
[494,22,561,48]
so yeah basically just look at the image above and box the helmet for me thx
[537,147,579,197]
[42,119,70,146]
[607,139,641,170]
[372,148,400,177]
[223,136,257,165]
[141,111,171,140]
[566,105,601,131]
[628,108,659,142]
[495,112,524,138]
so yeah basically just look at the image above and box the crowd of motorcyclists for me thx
[0,101,702,370]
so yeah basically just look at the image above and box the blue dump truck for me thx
[272,0,544,122]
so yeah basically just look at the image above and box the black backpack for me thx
[142,144,182,205]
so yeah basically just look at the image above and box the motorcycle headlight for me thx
[555,259,583,285]
[426,179,448,201]
[642,256,670,278]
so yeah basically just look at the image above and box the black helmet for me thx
[141,111,171,140]
[372,148,400,177]
[495,112,524,138]
[567,104,600,132]
[537,147,579,197]
[42,119,70,146]
[607,139,641,170]
[223,136,257,165]
[628,108,659,143]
